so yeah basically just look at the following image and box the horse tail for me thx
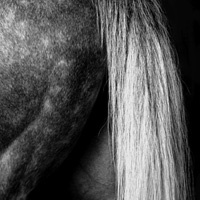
[94,0,194,200]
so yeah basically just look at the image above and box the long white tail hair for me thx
[93,0,194,200]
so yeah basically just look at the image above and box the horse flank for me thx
[94,0,194,199]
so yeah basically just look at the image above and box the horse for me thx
[0,0,194,200]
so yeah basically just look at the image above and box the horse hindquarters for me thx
[0,1,105,199]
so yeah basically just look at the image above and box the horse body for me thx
[67,125,115,200]
[0,0,194,200]
[0,0,106,199]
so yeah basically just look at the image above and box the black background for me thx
[160,0,200,199]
